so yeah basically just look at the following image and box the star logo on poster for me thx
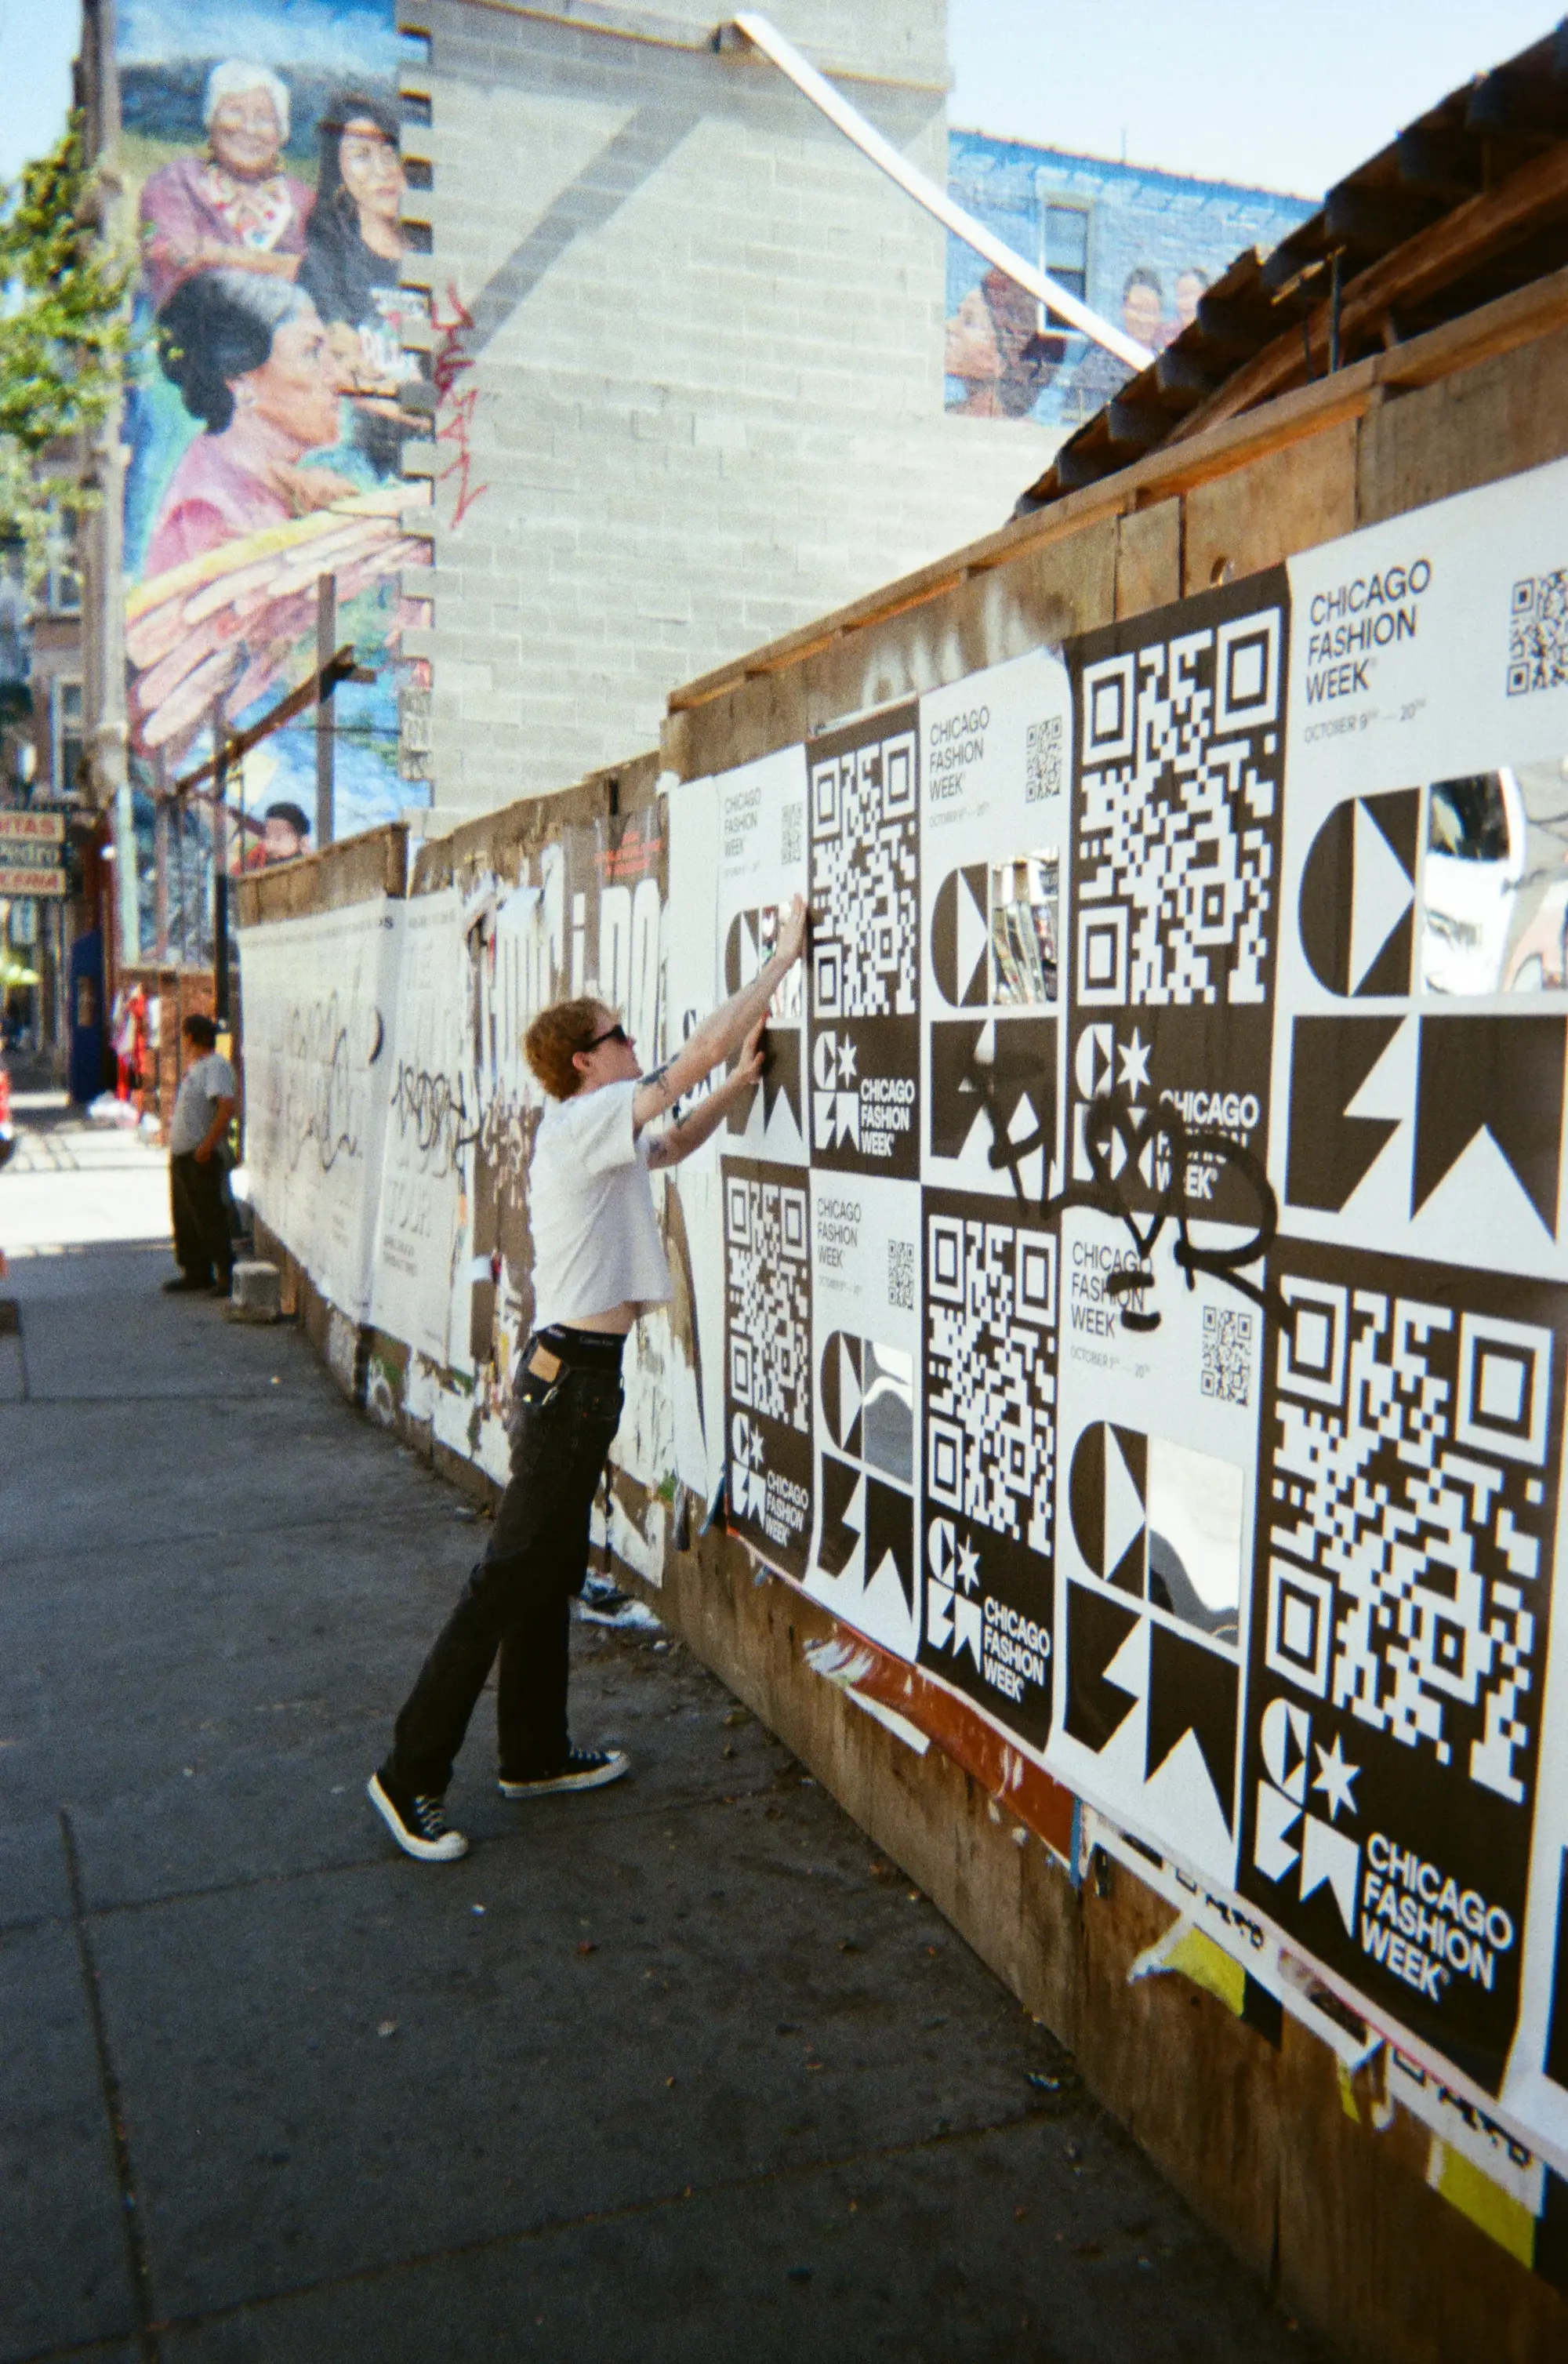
[925,1518,982,1669]
[1252,1698,1361,1936]
[811,1031,860,1149]
[1312,1733,1359,1823]
[730,1412,768,1523]
[1116,1026,1151,1101]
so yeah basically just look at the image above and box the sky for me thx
[947,0,1558,199]
[0,1,78,187]
[0,2,1555,196]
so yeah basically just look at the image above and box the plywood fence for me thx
[235,278,1568,2363]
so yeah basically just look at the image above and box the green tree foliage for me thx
[0,109,129,579]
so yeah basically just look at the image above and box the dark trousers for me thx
[386,1350,623,1796]
[169,1152,233,1284]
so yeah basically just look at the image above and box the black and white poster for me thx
[1264,459,1568,2155]
[1237,1237,1566,2098]
[718,746,808,1165]
[917,1186,1058,1747]
[920,650,1071,1209]
[663,772,727,1497]
[805,1172,920,1660]
[1065,575,1287,1229]
[721,1155,813,1579]
[808,702,921,1180]
[1275,471,1568,1280]
[1047,1207,1266,1886]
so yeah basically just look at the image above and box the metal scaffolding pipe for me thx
[729,13,1153,372]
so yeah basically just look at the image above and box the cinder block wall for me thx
[397,0,1058,813]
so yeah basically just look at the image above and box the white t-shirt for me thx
[168,1052,236,1156]
[529,1079,672,1330]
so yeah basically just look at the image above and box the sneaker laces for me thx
[411,1795,450,1839]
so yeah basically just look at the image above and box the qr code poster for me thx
[808,703,921,1182]
[1064,574,1288,1229]
[1281,452,1568,822]
[721,1157,814,1580]
[1236,1237,1567,2099]
[1274,474,1568,1285]
[1045,1206,1266,1886]
[920,653,1070,1207]
[804,1172,922,1660]
[918,1187,1059,1752]
[717,745,809,1166]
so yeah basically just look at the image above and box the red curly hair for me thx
[524,997,609,1099]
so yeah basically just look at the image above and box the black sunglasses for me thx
[586,1022,630,1051]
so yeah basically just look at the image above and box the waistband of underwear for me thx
[533,1324,626,1371]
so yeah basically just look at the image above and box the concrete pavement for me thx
[1,1092,172,1264]
[0,1142,1324,2357]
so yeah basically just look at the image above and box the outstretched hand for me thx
[775,894,809,969]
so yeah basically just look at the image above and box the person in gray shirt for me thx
[165,1013,238,1295]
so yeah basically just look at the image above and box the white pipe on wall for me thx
[730,13,1154,373]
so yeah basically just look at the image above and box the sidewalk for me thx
[2,1092,172,1262]
[0,1202,1321,2356]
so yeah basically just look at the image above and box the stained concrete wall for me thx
[397,0,1061,813]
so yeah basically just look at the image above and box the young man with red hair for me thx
[369,895,808,1861]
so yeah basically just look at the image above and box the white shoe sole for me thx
[497,1752,631,1800]
[368,1773,469,1861]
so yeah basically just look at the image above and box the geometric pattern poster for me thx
[243,448,1568,2187]
[678,456,1568,2175]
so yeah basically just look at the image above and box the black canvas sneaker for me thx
[497,1748,631,1800]
[368,1770,469,1861]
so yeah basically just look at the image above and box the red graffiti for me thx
[430,283,489,526]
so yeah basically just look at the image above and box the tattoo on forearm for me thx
[638,1060,673,1095]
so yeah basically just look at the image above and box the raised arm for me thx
[645,1021,767,1169]
[632,894,807,1132]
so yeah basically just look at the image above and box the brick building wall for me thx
[946,129,1315,432]
[397,2,1060,813]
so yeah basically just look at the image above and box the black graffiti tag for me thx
[1044,1089,1290,1335]
[284,993,383,1177]
[389,1062,476,1178]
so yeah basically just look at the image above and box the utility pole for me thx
[153,789,169,959]
[152,746,170,961]
[82,0,140,973]
[211,701,230,1026]
[315,572,336,851]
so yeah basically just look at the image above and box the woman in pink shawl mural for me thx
[137,60,314,309]
[146,271,353,575]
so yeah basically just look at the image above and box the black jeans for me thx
[169,1152,233,1284]
[386,1349,624,1796]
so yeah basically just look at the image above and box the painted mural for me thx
[117,0,429,874]
[944,131,1314,429]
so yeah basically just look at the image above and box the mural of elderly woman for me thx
[138,60,313,311]
[145,271,354,576]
